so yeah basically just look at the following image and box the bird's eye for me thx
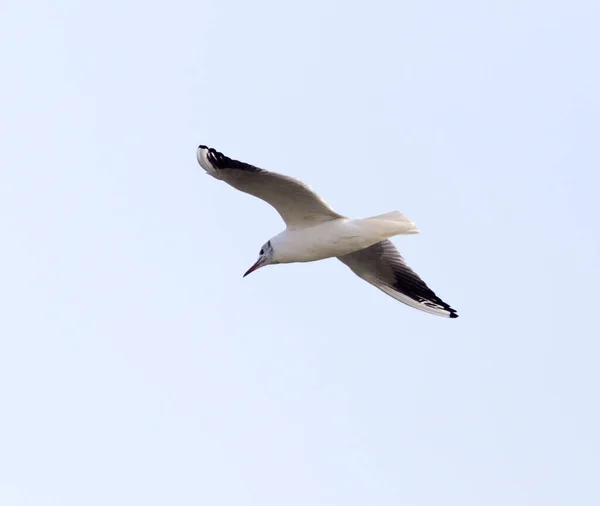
[260,249,264,255]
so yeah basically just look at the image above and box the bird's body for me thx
[271,213,418,263]
[197,145,458,318]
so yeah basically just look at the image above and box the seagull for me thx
[197,145,458,318]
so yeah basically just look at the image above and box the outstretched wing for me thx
[338,240,458,318]
[197,146,344,228]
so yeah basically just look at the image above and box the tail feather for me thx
[364,211,419,235]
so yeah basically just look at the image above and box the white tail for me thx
[363,211,420,235]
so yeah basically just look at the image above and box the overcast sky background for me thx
[1,0,599,505]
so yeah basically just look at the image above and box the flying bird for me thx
[197,145,458,318]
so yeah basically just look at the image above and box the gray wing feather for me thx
[197,146,344,228]
[338,240,458,318]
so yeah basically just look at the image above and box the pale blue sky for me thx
[1,0,599,505]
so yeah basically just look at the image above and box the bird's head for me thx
[243,241,276,277]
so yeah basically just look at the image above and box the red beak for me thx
[243,259,262,278]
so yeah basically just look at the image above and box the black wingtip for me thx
[197,146,262,173]
[449,311,459,318]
